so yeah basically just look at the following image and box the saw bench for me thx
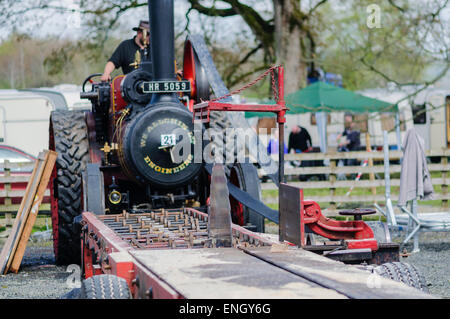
[81,206,432,299]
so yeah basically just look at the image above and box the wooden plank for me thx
[0,162,35,171]
[260,164,448,176]
[3,152,49,274]
[0,204,51,213]
[284,149,450,161]
[4,213,12,227]
[0,154,42,274]
[0,175,33,183]
[9,151,56,273]
[365,134,376,196]
[3,161,12,226]
[261,178,449,190]
[264,193,450,204]
[283,165,403,175]
[329,159,337,209]
[285,151,403,161]
[442,156,448,209]
[270,163,449,176]
[0,152,49,274]
[130,248,347,299]
[0,189,51,197]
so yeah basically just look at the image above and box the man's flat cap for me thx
[133,20,150,31]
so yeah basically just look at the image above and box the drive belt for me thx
[187,34,279,186]
[205,164,278,224]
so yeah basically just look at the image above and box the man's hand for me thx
[101,73,111,82]
[101,61,116,82]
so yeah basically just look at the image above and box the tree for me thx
[186,0,329,94]
[0,0,448,98]
[0,0,330,94]
[317,0,450,91]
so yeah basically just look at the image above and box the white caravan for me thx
[0,90,68,157]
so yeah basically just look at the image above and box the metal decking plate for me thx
[242,247,434,299]
[129,248,346,299]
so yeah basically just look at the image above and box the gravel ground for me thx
[0,230,448,299]
[391,230,450,299]
[0,240,73,299]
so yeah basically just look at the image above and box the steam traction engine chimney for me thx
[148,0,177,104]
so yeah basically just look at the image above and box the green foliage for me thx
[32,224,48,233]
[0,33,121,89]
[0,0,447,95]
[315,0,446,90]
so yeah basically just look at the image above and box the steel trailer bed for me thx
[80,209,432,299]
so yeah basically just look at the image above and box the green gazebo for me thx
[245,82,400,152]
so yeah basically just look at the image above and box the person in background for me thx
[287,125,314,181]
[267,129,288,155]
[337,114,361,167]
[337,114,361,152]
[288,125,312,154]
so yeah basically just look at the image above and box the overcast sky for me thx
[0,0,448,84]
[0,0,281,45]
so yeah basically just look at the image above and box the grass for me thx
[262,185,445,208]
[0,215,50,234]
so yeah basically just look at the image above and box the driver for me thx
[101,20,150,82]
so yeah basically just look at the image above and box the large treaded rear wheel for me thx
[50,110,89,265]
[374,262,429,293]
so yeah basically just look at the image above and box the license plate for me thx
[141,80,191,93]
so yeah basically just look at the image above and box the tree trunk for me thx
[273,0,307,94]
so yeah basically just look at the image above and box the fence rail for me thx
[0,160,50,216]
[260,149,450,212]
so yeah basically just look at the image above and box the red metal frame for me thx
[193,66,287,126]
[193,65,287,186]
[80,208,275,299]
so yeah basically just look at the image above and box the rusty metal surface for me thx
[369,243,400,265]
[99,209,210,249]
[129,248,347,299]
[242,246,434,299]
[97,208,271,250]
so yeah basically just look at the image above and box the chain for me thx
[211,65,282,103]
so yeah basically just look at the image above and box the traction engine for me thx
[49,0,262,265]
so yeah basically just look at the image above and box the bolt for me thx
[145,287,153,299]
[131,276,140,287]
